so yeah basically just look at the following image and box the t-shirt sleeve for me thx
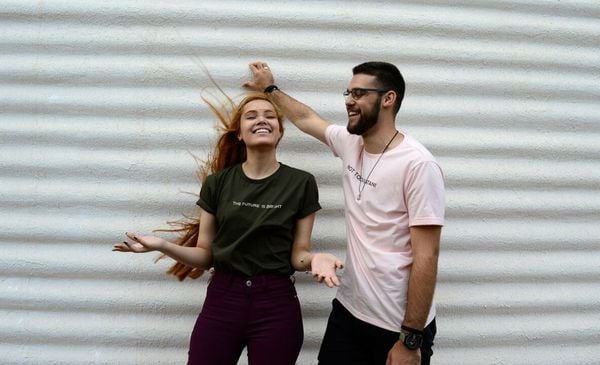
[406,161,445,227]
[196,174,217,214]
[296,174,322,219]
[325,124,344,158]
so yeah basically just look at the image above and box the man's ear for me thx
[382,90,397,109]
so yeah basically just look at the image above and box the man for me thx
[244,61,445,365]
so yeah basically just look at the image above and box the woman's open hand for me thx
[112,232,166,253]
[310,253,344,288]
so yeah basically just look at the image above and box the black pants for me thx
[318,299,436,365]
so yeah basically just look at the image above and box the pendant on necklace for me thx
[356,130,398,201]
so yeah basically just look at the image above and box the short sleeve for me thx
[196,174,217,215]
[325,124,345,158]
[297,174,321,218]
[406,161,445,227]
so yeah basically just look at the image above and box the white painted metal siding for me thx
[1,1,599,364]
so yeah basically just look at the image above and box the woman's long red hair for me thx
[155,88,284,281]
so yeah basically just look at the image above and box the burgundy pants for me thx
[188,271,303,365]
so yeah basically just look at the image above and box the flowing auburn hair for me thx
[154,88,285,281]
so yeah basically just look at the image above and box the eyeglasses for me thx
[343,88,389,100]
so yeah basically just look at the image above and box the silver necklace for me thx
[357,130,398,200]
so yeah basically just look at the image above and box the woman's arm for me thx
[290,213,343,288]
[113,208,215,270]
[290,212,316,272]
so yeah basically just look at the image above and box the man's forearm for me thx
[403,225,442,330]
[403,254,438,330]
[268,88,329,143]
[245,62,330,143]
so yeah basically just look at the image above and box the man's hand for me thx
[243,61,275,92]
[386,341,421,365]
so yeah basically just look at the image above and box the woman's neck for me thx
[242,152,280,179]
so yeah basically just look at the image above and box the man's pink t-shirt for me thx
[325,124,445,332]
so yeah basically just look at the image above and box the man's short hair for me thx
[352,61,405,114]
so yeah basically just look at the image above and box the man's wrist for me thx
[401,324,424,335]
[399,325,423,350]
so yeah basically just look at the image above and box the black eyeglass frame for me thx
[343,88,390,100]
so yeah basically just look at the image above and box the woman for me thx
[113,90,343,365]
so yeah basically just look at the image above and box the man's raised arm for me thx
[243,61,330,144]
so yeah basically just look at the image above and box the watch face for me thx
[401,331,423,350]
[406,333,418,348]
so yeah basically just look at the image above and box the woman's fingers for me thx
[125,232,139,241]
[312,271,340,288]
[330,274,341,287]
[113,237,150,253]
[322,276,337,288]
[112,241,131,252]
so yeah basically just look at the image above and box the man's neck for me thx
[362,124,402,154]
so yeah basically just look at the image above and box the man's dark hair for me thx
[352,61,405,115]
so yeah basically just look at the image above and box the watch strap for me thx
[264,84,279,93]
[401,324,424,335]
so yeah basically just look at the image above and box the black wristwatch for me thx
[399,326,423,350]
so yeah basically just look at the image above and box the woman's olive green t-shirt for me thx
[197,163,321,276]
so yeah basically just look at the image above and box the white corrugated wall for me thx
[1,1,599,364]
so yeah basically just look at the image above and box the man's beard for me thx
[347,97,381,135]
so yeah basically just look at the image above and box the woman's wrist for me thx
[300,253,313,271]
[156,237,176,253]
